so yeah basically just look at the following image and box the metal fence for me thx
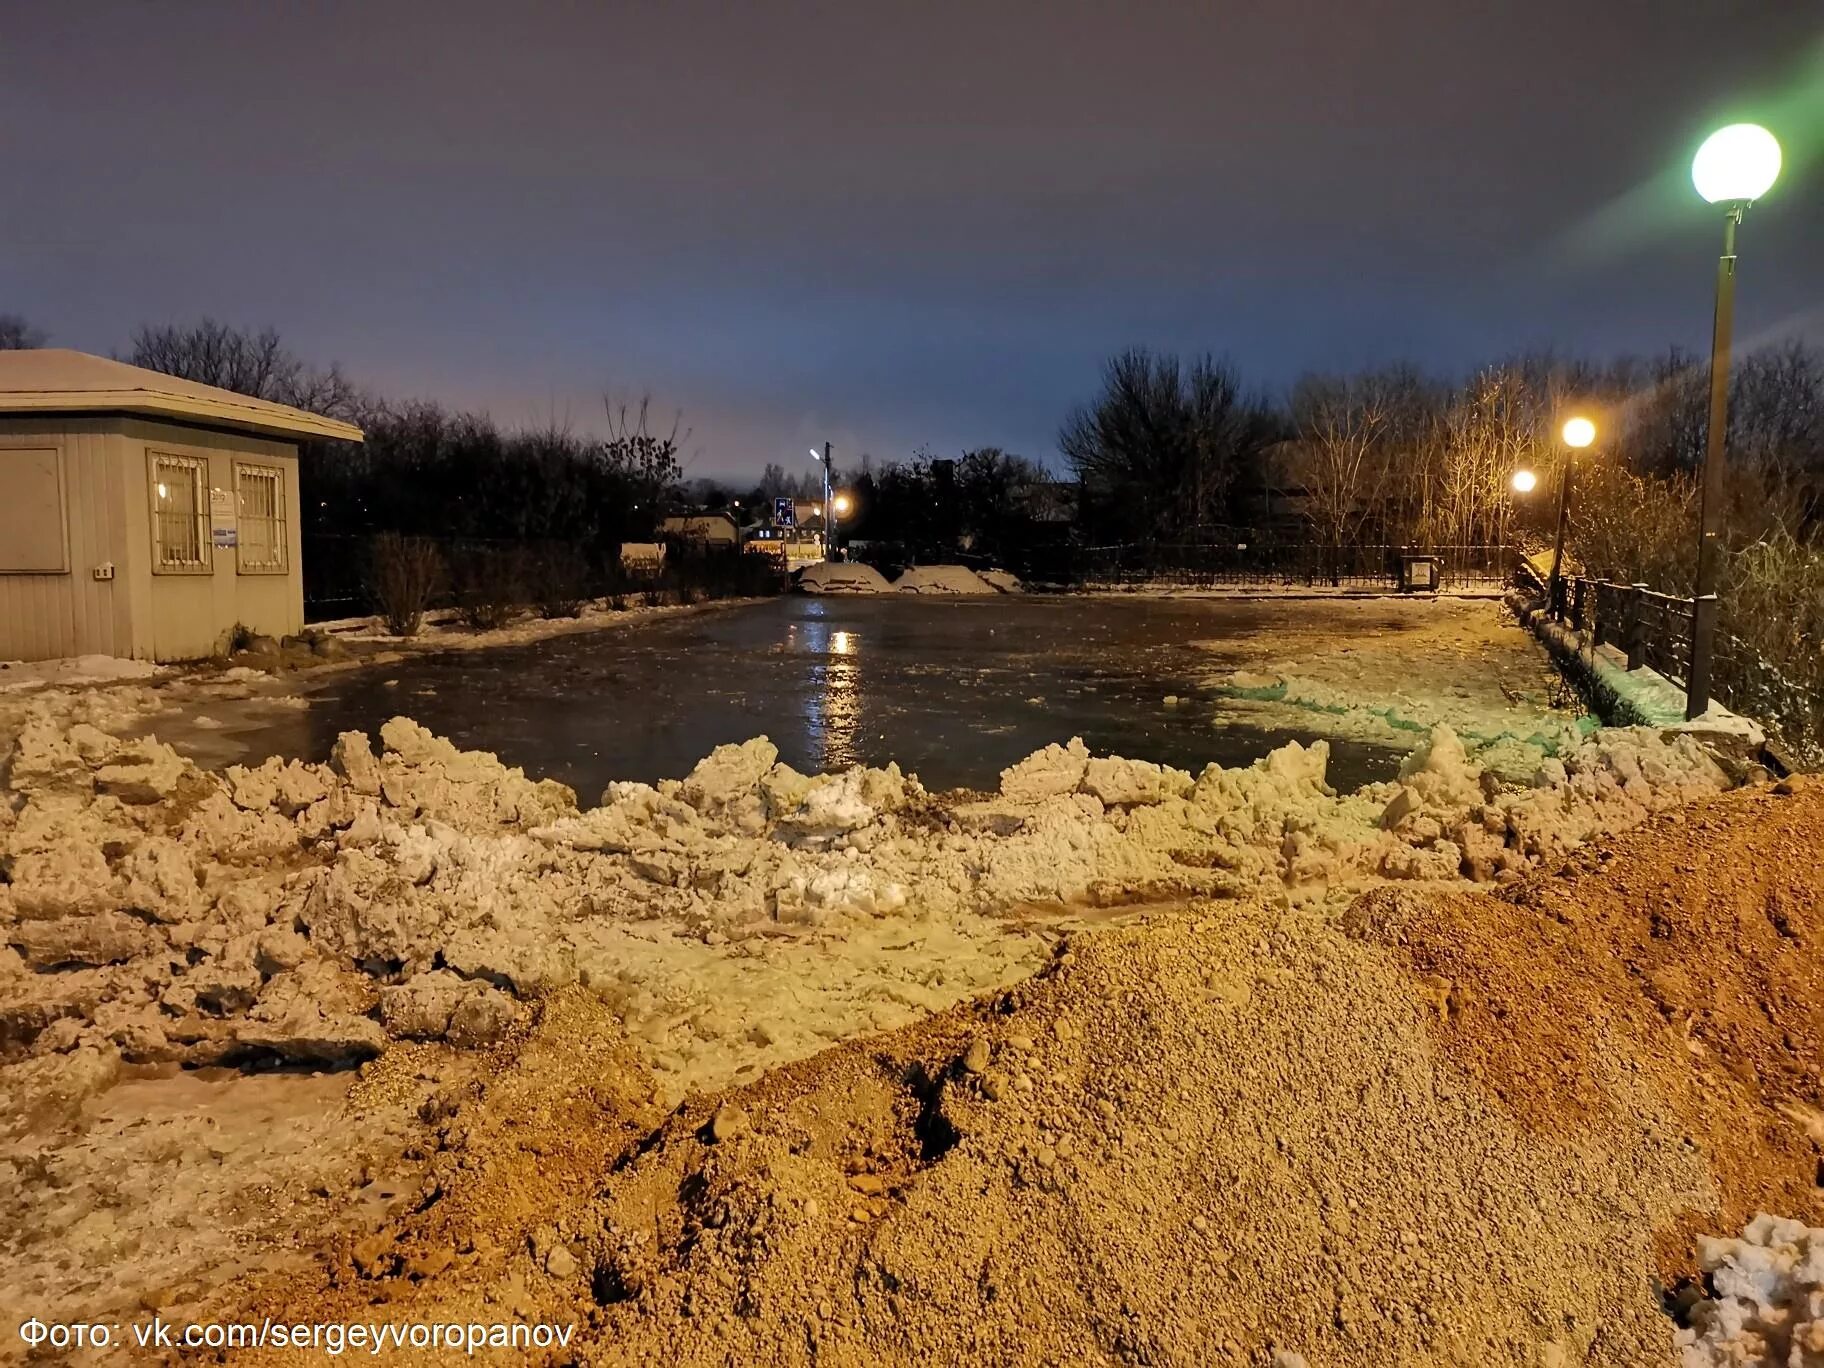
[1543,572,1824,765]
[1062,543,1516,591]
[1553,577,1698,688]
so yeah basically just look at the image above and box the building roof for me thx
[0,349,364,443]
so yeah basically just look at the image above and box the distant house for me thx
[619,542,665,577]
[659,512,740,547]
[0,349,362,662]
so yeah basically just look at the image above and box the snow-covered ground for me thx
[311,595,760,652]
[1193,599,1588,781]
[0,655,165,693]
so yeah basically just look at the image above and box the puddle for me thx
[151,598,1413,794]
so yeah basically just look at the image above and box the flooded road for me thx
[204,597,1412,796]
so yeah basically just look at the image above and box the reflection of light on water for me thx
[801,622,862,769]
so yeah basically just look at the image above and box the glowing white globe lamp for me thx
[1561,417,1596,449]
[1691,123,1781,204]
[1511,469,1537,494]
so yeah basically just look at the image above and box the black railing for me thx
[1553,576,1698,689]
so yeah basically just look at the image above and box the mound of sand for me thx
[5,697,1804,1363]
[226,779,1824,1368]
[797,563,892,594]
[894,565,995,595]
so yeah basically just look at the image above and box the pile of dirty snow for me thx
[2,706,1740,1114]
[797,562,891,594]
[977,568,1022,593]
[1679,1214,1824,1366]
[0,654,164,693]
[894,565,995,595]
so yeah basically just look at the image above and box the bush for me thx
[371,534,444,637]
[452,544,527,630]
[532,542,592,619]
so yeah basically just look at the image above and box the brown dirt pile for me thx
[221,778,1824,1368]
[1348,773,1824,1283]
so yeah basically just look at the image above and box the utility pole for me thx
[1686,206,1739,719]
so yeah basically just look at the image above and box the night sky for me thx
[3,2,1819,477]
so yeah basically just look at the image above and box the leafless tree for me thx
[126,319,363,420]
[1060,349,1277,541]
[0,314,46,349]
[1292,374,1396,565]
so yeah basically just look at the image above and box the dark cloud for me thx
[2,0,1818,475]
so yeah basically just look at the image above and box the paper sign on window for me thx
[210,487,237,548]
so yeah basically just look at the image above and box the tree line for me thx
[7,311,1824,586]
[1059,343,1824,564]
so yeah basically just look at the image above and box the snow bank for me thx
[797,562,891,594]
[0,707,1736,1101]
[1678,1214,1824,1366]
[977,568,1023,593]
[894,565,995,595]
[0,655,164,693]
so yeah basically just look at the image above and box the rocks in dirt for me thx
[708,1102,750,1144]
[962,1037,991,1074]
[379,970,521,1046]
[1677,1213,1824,1367]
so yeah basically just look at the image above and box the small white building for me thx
[0,349,362,662]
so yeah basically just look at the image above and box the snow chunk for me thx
[1080,755,1194,807]
[1678,1213,1824,1367]
[894,564,995,595]
[797,562,891,594]
[0,654,163,693]
[999,738,1090,803]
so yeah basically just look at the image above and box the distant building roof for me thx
[660,512,740,539]
[0,348,364,443]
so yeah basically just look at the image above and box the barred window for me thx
[150,453,210,572]
[235,463,287,572]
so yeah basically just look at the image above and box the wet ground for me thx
[186,597,1412,796]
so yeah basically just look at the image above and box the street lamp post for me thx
[1505,468,1537,559]
[1548,418,1595,617]
[809,444,836,561]
[1686,122,1781,720]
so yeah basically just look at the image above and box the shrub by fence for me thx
[309,533,786,628]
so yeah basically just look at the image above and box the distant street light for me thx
[809,443,836,561]
[832,492,852,516]
[1547,417,1595,614]
[1686,122,1781,720]
[1511,469,1538,494]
